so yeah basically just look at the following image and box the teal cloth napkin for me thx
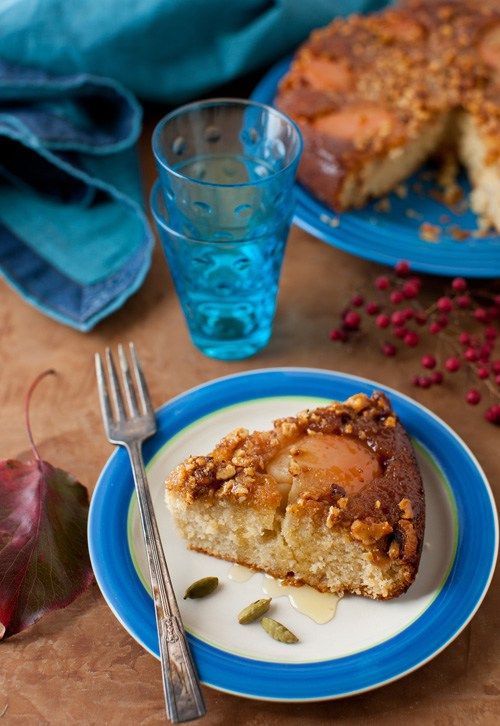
[0,61,153,331]
[0,0,387,331]
[1,0,386,102]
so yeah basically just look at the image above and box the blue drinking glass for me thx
[151,180,292,360]
[152,98,303,242]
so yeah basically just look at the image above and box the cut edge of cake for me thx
[275,0,500,232]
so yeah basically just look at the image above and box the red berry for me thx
[395,260,411,277]
[437,314,449,328]
[474,307,489,323]
[452,277,467,292]
[437,296,453,313]
[492,360,500,374]
[390,290,404,305]
[403,308,414,321]
[404,331,419,347]
[477,367,489,379]
[495,374,500,385]
[394,326,408,339]
[458,331,470,345]
[411,374,421,387]
[351,294,364,307]
[414,311,427,326]
[465,389,481,405]
[429,322,441,334]
[402,282,419,299]
[485,405,500,424]
[421,354,436,369]
[329,328,347,342]
[445,357,461,372]
[366,301,380,315]
[479,344,492,362]
[391,310,406,326]
[485,326,497,341]
[381,342,397,357]
[456,294,471,309]
[343,311,361,330]
[376,313,390,329]
[375,275,391,291]
[419,376,432,389]
[430,370,443,385]
[465,347,479,362]
[494,295,500,307]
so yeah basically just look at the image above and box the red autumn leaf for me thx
[0,371,94,640]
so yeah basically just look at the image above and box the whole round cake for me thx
[276,0,500,231]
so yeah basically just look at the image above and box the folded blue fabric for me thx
[0,0,388,331]
[0,0,387,103]
[0,60,153,330]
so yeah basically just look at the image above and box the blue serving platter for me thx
[88,368,497,702]
[251,58,500,278]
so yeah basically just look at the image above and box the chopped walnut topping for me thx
[326,505,341,528]
[384,415,396,428]
[351,518,393,545]
[398,519,418,559]
[279,421,298,437]
[388,539,400,560]
[419,222,441,243]
[216,464,236,481]
[345,393,371,413]
[398,497,414,519]
[374,197,391,213]
[337,496,349,509]
[375,499,381,509]
[217,480,234,496]
[232,482,249,499]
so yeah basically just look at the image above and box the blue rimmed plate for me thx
[88,368,497,702]
[251,58,500,278]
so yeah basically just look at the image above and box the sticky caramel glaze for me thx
[276,0,500,211]
[166,392,425,572]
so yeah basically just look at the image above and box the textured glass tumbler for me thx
[151,180,292,360]
[152,98,303,241]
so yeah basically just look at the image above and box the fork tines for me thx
[95,343,154,428]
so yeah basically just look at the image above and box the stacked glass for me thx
[151,99,302,360]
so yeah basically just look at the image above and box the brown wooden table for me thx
[1,116,498,725]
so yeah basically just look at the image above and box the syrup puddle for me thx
[227,564,255,583]
[227,565,341,624]
[262,575,341,624]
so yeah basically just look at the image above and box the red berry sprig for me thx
[329,261,500,425]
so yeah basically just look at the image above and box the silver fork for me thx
[95,343,206,724]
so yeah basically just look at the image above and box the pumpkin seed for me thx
[260,617,298,643]
[238,598,271,624]
[183,576,219,599]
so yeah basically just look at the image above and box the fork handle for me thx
[127,441,207,723]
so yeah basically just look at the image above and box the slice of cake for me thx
[165,392,425,600]
[276,0,500,230]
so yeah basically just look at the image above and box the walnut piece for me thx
[216,464,236,481]
[351,518,393,545]
[326,506,341,528]
[398,497,414,519]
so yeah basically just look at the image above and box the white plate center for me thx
[128,397,456,664]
